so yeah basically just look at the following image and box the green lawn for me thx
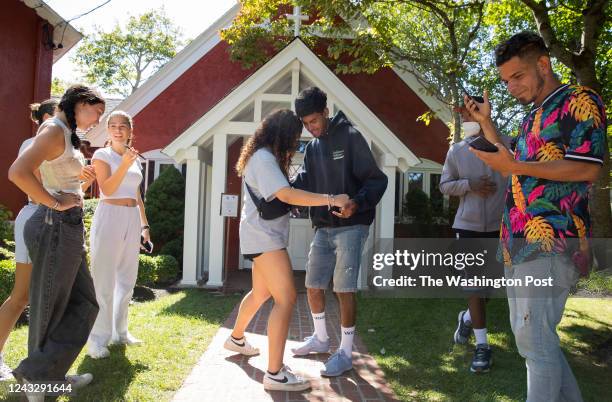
[0,290,239,401]
[356,296,612,401]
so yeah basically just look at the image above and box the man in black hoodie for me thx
[290,87,388,377]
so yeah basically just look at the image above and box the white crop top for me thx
[38,118,85,196]
[92,147,143,200]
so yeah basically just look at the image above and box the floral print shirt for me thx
[499,84,606,267]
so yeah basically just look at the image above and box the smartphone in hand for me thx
[465,135,499,153]
[140,236,154,253]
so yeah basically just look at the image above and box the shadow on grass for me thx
[157,289,239,324]
[356,297,527,401]
[72,345,148,401]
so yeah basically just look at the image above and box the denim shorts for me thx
[305,225,369,293]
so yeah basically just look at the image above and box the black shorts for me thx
[242,248,287,262]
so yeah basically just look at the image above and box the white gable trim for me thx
[163,39,420,171]
[84,2,241,147]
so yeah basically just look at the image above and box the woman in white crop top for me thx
[8,84,105,392]
[87,110,151,358]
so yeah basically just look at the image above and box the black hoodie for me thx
[292,111,388,228]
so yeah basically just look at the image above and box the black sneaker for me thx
[453,310,472,344]
[470,344,492,373]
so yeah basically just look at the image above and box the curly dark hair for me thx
[236,109,303,178]
[58,84,105,149]
[295,86,327,118]
[494,31,549,67]
[29,98,58,125]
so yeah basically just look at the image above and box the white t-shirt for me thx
[92,147,143,200]
[239,148,291,254]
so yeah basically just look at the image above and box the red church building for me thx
[84,4,452,288]
[1,0,81,216]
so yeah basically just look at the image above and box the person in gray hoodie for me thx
[439,103,509,373]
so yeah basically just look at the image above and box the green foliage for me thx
[74,8,183,96]
[83,198,100,218]
[0,204,13,247]
[402,187,432,224]
[144,167,185,257]
[50,77,69,97]
[160,237,183,265]
[137,254,179,286]
[0,241,15,261]
[0,260,15,304]
[577,270,612,295]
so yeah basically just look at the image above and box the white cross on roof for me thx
[285,5,309,37]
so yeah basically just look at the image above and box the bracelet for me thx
[50,199,60,210]
[330,195,335,208]
[326,194,331,210]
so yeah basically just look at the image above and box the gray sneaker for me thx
[291,335,330,356]
[453,310,472,344]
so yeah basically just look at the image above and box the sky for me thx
[46,0,238,92]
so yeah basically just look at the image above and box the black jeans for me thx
[14,206,99,382]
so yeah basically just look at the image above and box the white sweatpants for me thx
[88,202,141,346]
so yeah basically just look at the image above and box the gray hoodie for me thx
[439,136,510,233]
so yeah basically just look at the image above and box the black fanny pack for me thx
[245,182,290,220]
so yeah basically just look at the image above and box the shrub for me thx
[0,204,14,246]
[83,198,99,219]
[160,237,183,265]
[0,260,15,303]
[402,187,432,224]
[144,167,185,258]
[137,254,179,287]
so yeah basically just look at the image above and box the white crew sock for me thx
[463,309,472,324]
[340,326,355,357]
[474,328,488,345]
[312,312,328,342]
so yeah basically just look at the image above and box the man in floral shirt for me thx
[466,32,605,402]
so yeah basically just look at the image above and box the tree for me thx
[486,0,612,242]
[50,77,69,97]
[73,8,183,96]
[222,1,496,143]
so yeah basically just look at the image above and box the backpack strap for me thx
[244,181,263,210]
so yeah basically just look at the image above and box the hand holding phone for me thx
[465,135,499,153]
[140,235,154,253]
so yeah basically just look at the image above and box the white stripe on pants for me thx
[88,202,141,346]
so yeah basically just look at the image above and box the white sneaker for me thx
[223,335,260,356]
[87,343,110,359]
[114,333,143,346]
[66,373,93,389]
[0,354,13,381]
[263,366,310,392]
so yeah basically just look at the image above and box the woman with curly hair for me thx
[224,109,350,392]
[8,85,105,398]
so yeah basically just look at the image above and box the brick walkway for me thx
[172,292,398,401]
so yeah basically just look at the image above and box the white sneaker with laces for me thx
[223,335,260,356]
[66,373,93,389]
[0,354,13,381]
[114,333,143,346]
[263,366,310,392]
[87,343,110,359]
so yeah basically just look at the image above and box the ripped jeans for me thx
[505,256,582,402]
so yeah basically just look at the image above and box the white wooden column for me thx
[181,146,206,286]
[378,153,398,240]
[206,133,228,287]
